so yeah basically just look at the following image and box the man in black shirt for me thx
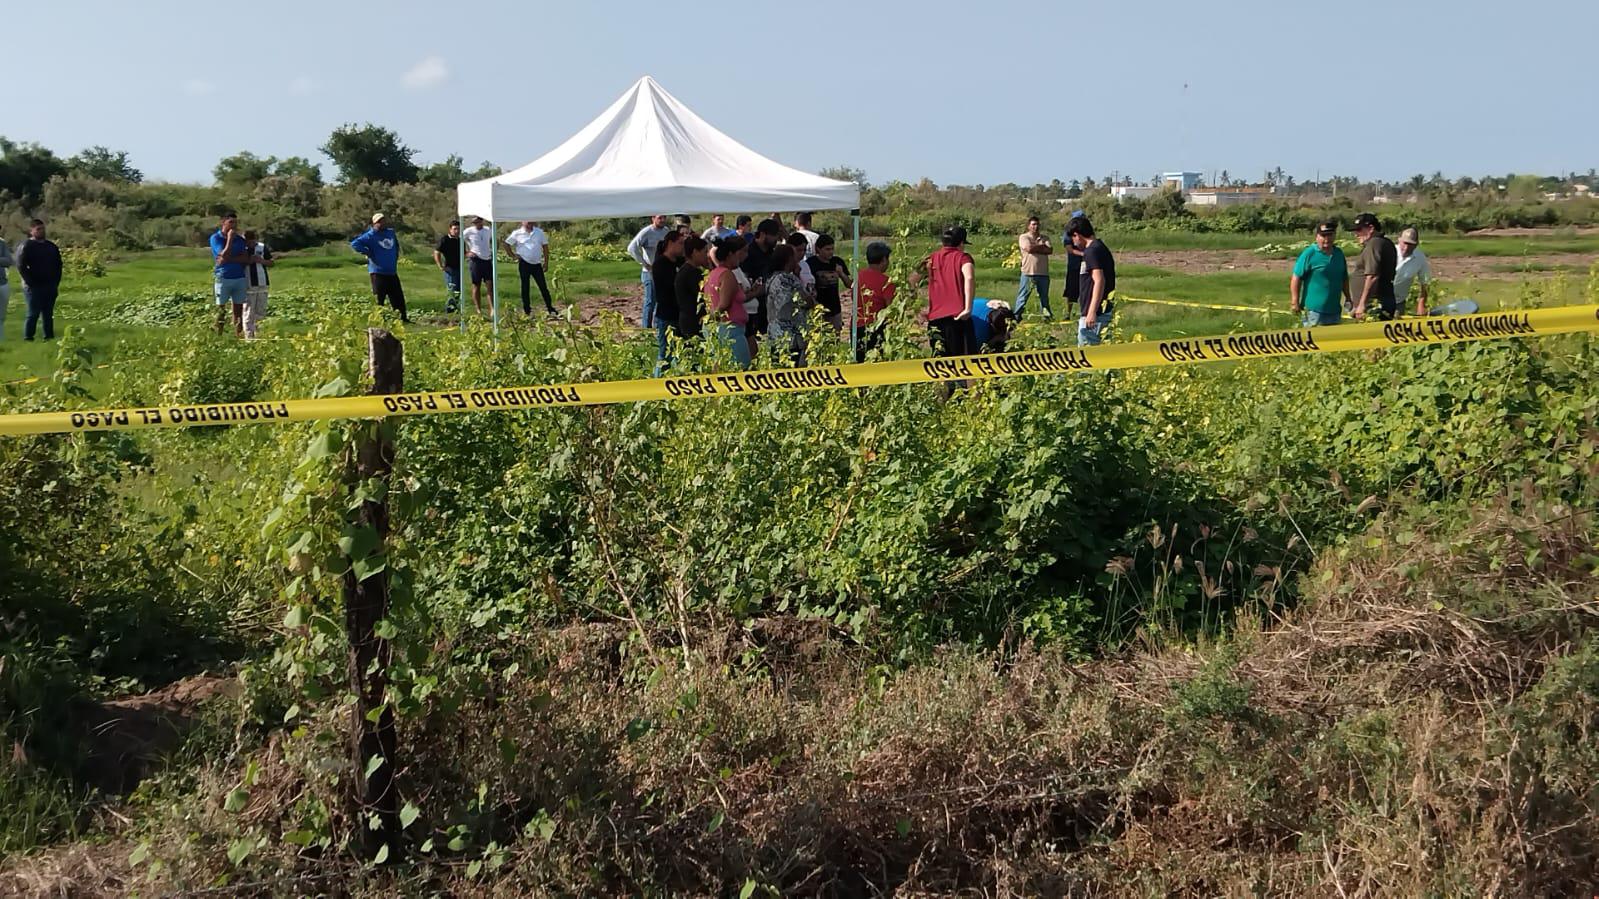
[739,219,781,343]
[16,219,63,341]
[434,220,463,313]
[806,233,851,333]
[1067,216,1115,347]
[1350,212,1398,321]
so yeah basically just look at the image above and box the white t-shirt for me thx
[506,227,548,265]
[1394,248,1431,305]
[796,228,820,257]
[463,225,494,261]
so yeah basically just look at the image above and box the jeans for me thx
[243,286,267,338]
[0,282,9,340]
[1077,309,1113,347]
[442,268,461,313]
[214,276,248,305]
[714,321,751,367]
[24,283,58,340]
[640,270,656,328]
[1015,274,1051,318]
[518,259,554,314]
[1302,308,1341,327]
[653,315,673,376]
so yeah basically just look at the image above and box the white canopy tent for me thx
[456,76,862,342]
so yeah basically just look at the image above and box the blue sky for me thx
[8,0,1594,186]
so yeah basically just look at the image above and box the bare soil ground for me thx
[1122,249,1594,280]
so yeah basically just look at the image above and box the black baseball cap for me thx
[1352,212,1380,231]
[941,225,969,246]
[1315,220,1337,235]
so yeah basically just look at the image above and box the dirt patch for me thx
[1124,249,1596,281]
[1465,226,1599,237]
[77,675,239,793]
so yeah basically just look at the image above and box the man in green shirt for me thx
[1290,221,1351,326]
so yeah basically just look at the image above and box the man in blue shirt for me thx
[351,213,408,323]
[209,211,253,336]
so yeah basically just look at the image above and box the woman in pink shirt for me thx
[706,235,751,367]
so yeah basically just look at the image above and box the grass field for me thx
[0,229,1593,389]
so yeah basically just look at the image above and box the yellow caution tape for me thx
[1,306,1594,437]
[1118,295,1295,315]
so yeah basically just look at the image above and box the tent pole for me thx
[490,217,500,333]
[458,216,467,333]
[850,210,861,360]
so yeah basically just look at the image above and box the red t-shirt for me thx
[855,269,896,325]
[926,246,973,320]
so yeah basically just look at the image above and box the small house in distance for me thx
[1110,185,1161,201]
[1162,172,1204,193]
[1188,187,1271,207]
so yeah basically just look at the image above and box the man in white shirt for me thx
[461,216,495,316]
[792,212,820,257]
[1393,227,1432,316]
[626,214,669,327]
[504,221,555,316]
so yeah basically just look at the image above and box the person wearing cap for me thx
[1067,217,1115,346]
[209,211,252,336]
[1014,216,1053,321]
[351,213,409,323]
[627,214,670,328]
[1350,212,1398,321]
[1393,228,1432,316]
[1290,221,1351,327]
[1060,209,1086,317]
[462,216,495,316]
[925,226,977,358]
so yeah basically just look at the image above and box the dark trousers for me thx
[518,260,554,314]
[370,273,408,321]
[24,283,58,340]
[854,323,886,363]
[929,315,977,357]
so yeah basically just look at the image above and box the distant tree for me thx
[320,123,418,184]
[214,151,274,185]
[417,155,502,188]
[467,160,501,180]
[1220,169,1231,187]
[818,165,869,189]
[1066,179,1082,199]
[273,156,324,184]
[0,137,67,206]
[68,146,142,183]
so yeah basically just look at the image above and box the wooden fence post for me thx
[345,328,403,859]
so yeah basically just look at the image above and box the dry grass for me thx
[3,503,1596,898]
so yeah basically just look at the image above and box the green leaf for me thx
[739,879,757,899]
[420,838,435,853]
[226,838,255,866]
[353,554,388,581]
[374,619,398,640]
[707,810,725,833]
[283,830,316,847]
[364,754,385,778]
[224,788,249,812]
[282,605,305,628]
[338,525,380,560]
[399,803,420,829]
[128,843,150,866]
[304,429,341,460]
[372,842,390,864]
[466,859,482,878]
[896,817,912,838]
[283,703,301,723]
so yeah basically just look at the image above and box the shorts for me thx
[1301,308,1341,327]
[214,276,248,305]
[470,257,494,286]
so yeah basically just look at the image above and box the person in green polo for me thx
[1290,220,1351,326]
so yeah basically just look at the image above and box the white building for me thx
[1187,188,1270,207]
[1162,171,1204,193]
[1110,185,1160,201]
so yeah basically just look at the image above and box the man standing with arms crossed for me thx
[627,214,670,328]
[1014,215,1052,320]
[1067,216,1115,346]
[461,216,495,316]
[209,211,251,336]
[505,220,555,317]
[1392,227,1432,316]
[1349,212,1398,321]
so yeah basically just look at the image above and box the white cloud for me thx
[288,76,316,96]
[401,56,449,90]
[181,79,216,96]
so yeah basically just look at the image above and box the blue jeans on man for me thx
[1015,274,1051,319]
[653,315,673,376]
[1301,308,1340,327]
[640,270,656,328]
[1077,308,1113,347]
[442,267,461,313]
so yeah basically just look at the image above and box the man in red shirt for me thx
[854,241,898,362]
[924,226,976,358]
